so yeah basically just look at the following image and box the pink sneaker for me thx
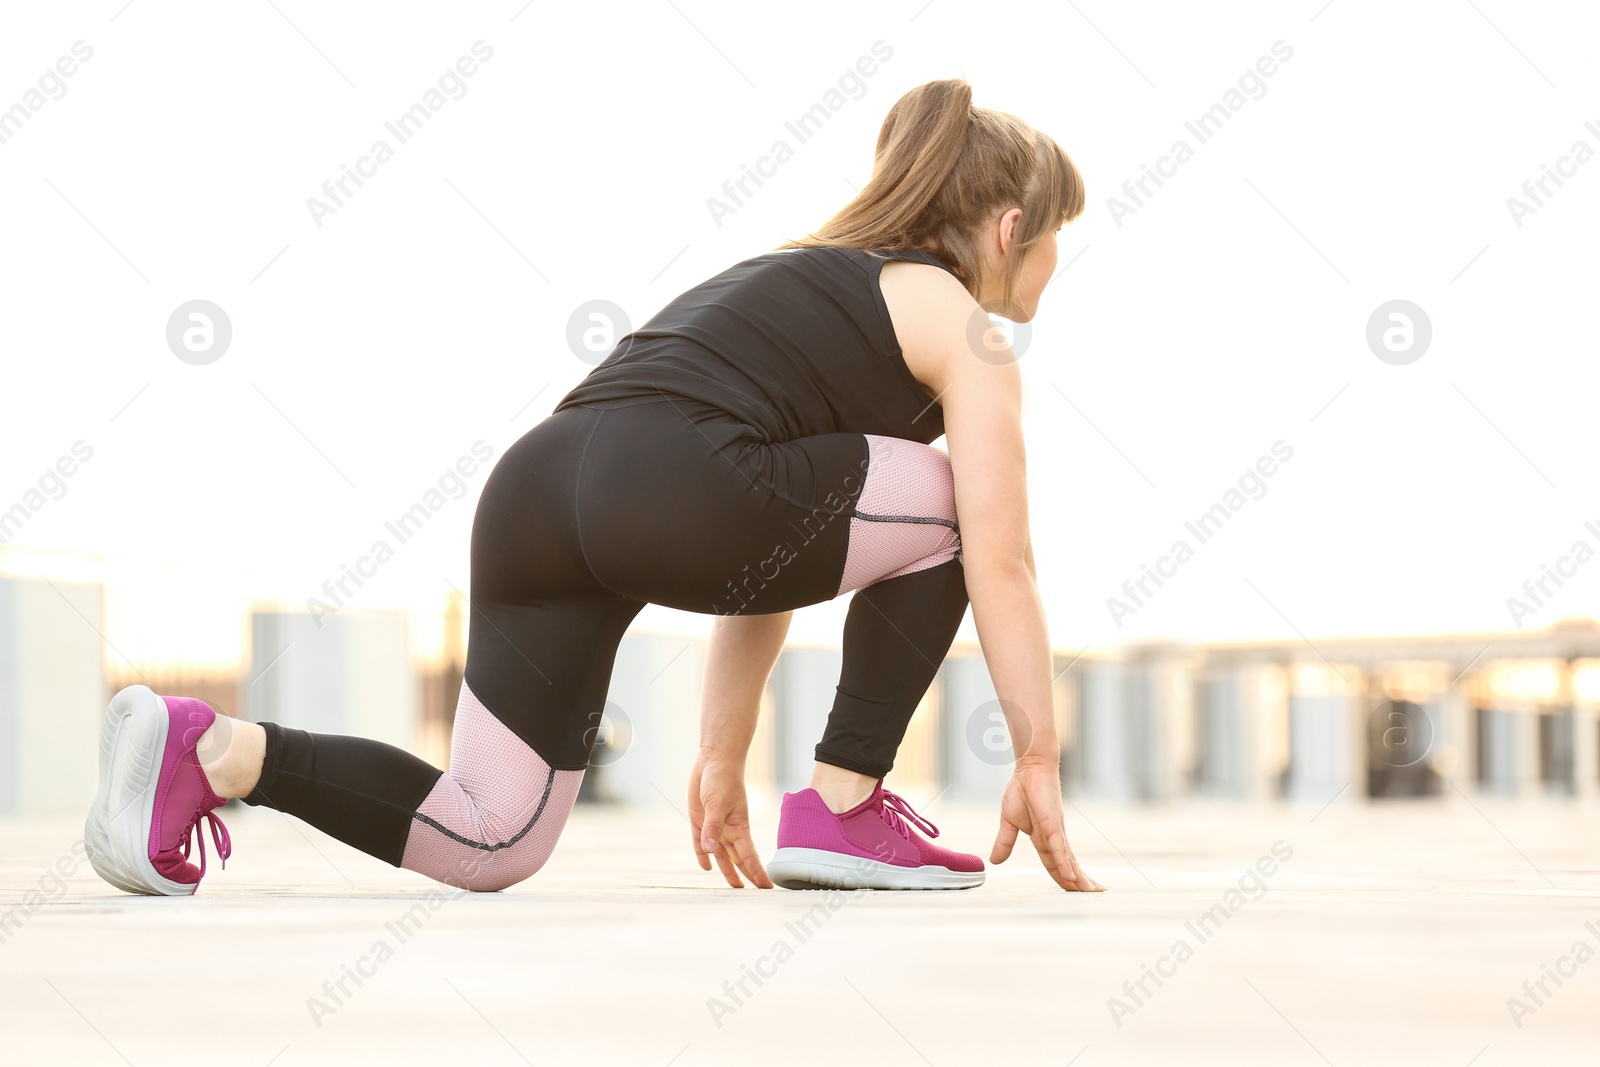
[767,780,984,890]
[84,684,233,896]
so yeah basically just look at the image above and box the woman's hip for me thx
[572,396,867,614]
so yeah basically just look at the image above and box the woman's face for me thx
[979,209,1057,322]
[1010,227,1058,323]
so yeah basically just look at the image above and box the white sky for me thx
[2,0,1598,668]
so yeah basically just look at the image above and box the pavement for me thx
[2,793,1598,1066]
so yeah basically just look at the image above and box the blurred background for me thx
[3,0,1599,818]
[7,566,1600,816]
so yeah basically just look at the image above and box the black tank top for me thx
[552,245,958,445]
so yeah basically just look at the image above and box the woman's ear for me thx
[997,207,1024,258]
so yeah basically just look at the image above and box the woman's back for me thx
[553,244,956,445]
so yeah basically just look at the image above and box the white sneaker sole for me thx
[767,847,984,890]
[83,684,196,896]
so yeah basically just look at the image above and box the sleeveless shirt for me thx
[551,245,959,445]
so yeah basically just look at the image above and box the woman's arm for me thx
[942,361,1060,768]
[944,357,1099,891]
[688,610,791,888]
[697,610,792,765]
[883,262,1101,892]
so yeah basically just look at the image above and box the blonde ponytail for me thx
[778,77,1084,318]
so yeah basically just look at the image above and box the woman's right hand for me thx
[687,751,773,889]
[990,760,1103,892]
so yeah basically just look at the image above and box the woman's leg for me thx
[808,561,967,806]
[230,404,646,891]
[749,435,978,890]
[237,592,642,892]
[811,435,969,809]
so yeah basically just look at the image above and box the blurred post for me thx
[586,633,703,807]
[1284,661,1362,805]
[246,608,419,751]
[937,645,1011,802]
[769,645,843,794]
[0,577,104,814]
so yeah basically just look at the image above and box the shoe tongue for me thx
[839,780,886,818]
[190,749,227,811]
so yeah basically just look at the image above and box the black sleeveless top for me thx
[552,245,959,445]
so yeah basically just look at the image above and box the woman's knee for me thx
[401,764,583,891]
[838,436,961,593]
[861,435,956,519]
[450,842,557,892]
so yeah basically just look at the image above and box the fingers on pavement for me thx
[991,817,1020,864]
[711,839,744,888]
[729,834,774,889]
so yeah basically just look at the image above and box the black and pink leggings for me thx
[242,394,968,890]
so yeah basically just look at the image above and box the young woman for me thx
[83,77,1103,896]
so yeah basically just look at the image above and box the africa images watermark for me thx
[709,436,906,616]
[1503,516,1600,628]
[305,841,517,1027]
[0,840,90,948]
[706,39,894,229]
[1504,916,1600,1029]
[1505,118,1600,229]
[706,888,863,1027]
[307,441,495,626]
[1107,839,1294,1028]
[0,40,94,148]
[0,441,94,547]
[306,886,454,1026]
[1107,39,1295,228]
[306,41,495,229]
[1106,441,1294,628]
[706,847,891,1028]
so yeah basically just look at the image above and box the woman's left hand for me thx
[991,759,1103,892]
[688,751,773,888]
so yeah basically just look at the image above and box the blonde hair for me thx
[777,77,1085,317]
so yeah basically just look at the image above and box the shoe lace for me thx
[178,809,233,879]
[879,788,940,841]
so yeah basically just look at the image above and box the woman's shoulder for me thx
[877,253,981,388]
[758,243,958,276]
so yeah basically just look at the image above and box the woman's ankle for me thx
[809,762,877,814]
[196,716,266,800]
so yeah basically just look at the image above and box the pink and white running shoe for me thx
[767,780,984,890]
[84,684,233,896]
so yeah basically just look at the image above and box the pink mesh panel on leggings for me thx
[837,434,962,596]
[400,680,584,891]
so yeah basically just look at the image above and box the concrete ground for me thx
[2,793,1598,1067]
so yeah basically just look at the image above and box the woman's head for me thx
[778,77,1084,322]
